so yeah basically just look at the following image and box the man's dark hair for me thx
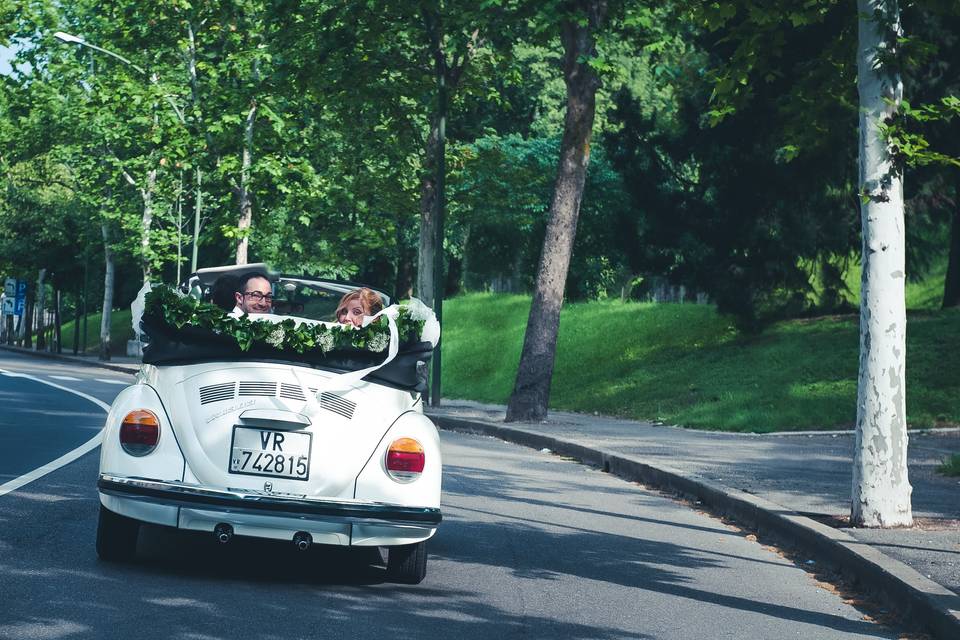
[210,275,240,311]
[238,271,271,293]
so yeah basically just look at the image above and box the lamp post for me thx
[54,31,202,274]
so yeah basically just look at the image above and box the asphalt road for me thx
[0,351,904,639]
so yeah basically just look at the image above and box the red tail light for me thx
[120,409,160,456]
[385,438,425,482]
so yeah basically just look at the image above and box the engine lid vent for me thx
[238,381,278,397]
[279,383,306,401]
[320,392,356,420]
[199,382,236,405]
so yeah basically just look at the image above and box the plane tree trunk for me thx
[505,0,606,423]
[851,0,912,528]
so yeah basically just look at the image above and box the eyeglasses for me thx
[242,291,274,302]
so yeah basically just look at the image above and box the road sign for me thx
[3,278,14,297]
[1,298,12,315]
[14,280,26,316]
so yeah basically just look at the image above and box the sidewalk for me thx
[0,345,141,374]
[427,399,960,639]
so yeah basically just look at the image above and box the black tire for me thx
[386,540,427,584]
[95,505,140,562]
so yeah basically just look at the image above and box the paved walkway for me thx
[426,399,960,600]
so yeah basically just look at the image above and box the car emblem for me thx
[263,482,273,493]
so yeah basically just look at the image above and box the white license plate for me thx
[229,427,312,480]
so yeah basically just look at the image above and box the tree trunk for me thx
[942,200,960,308]
[417,119,441,308]
[235,99,258,265]
[395,212,416,299]
[851,0,912,528]
[140,169,157,282]
[141,169,157,282]
[35,268,46,351]
[54,289,61,354]
[505,0,605,423]
[72,284,81,355]
[22,296,33,349]
[100,221,115,362]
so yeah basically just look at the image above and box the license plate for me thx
[229,427,312,480]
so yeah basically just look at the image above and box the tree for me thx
[851,0,911,527]
[505,0,608,422]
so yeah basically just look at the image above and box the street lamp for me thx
[54,31,146,75]
[54,30,202,274]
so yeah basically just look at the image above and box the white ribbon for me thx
[130,281,152,340]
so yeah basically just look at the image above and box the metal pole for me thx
[430,59,447,408]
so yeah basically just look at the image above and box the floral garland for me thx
[143,285,426,355]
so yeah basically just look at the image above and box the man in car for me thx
[231,271,274,316]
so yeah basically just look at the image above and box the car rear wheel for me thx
[96,505,140,562]
[386,540,427,584]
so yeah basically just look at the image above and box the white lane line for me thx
[50,375,82,381]
[95,378,129,385]
[0,367,110,498]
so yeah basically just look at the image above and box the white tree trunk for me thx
[140,169,157,283]
[851,0,912,528]
[236,99,257,266]
[99,221,115,362]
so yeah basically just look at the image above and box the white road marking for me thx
[95,378,128,385]
[50,375,81,381]
[0,367,109,498]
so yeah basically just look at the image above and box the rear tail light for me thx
[385,438,425,483]
[120,409,160,457]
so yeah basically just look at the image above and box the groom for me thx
[231,272,274,317]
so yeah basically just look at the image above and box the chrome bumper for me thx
[98,474,442,527]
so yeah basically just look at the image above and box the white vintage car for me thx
[96,265,442,583]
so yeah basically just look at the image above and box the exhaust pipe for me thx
[214,523,234,544]
[293,531,312,551]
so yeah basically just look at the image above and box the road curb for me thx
[0,345,139,375]
[431,413,960,640]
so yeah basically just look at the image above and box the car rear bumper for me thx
[97,474,442,527]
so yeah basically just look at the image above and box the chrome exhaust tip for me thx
[214,523,234,544]
[293,531,312,551]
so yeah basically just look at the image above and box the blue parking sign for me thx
[14,280,26,316]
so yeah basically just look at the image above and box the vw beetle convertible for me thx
[96,264,442,583]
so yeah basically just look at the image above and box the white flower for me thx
[318,332,335,353]
[404,298,434,323]
[368,332,389,353]
[266,327,285,348]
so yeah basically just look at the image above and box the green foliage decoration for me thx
[144,285,426,355]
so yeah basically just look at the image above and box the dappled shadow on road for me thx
[0,467,647,640]
[434,462,894,639]
[0,441,897,640]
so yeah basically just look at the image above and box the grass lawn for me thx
[441,294,960,432]
[60,309,134,355]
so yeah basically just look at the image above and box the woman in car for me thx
[336,288,384,327]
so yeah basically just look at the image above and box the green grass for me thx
[938,454,960,477]
[441,293,960,432]
[61,309,135,355]
[840,255,947,310]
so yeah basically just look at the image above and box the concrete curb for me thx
[431,414,960,640]
[0,345,140,375]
